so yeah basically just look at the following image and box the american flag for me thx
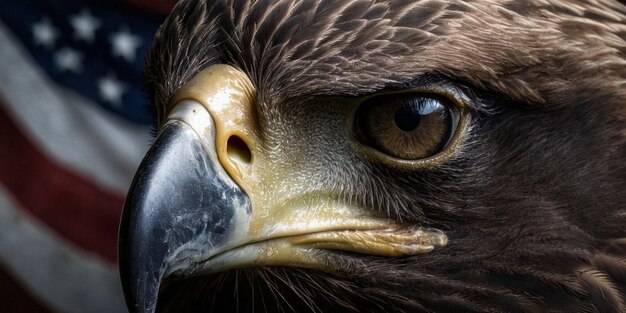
[0,1,177,312]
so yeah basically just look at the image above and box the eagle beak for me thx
[118,99,251,313]
[118,65,447,313]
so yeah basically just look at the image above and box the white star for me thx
[54,47,83,73]
[69,9,100,43]
[98,75,126,106]
[110,27,141,62]
[32,17,59,49]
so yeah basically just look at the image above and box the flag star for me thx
[69,9,100,43]
[110,27,142,62]
[98,75,126,106]
[32,17,59,49]
[54,47,83,73]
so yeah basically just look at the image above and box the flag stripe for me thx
[0,21,151,195]
[0,99,122,262]
[0,185,126,313]
[0,264,53,313]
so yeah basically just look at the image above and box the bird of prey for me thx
[118,0,626,312]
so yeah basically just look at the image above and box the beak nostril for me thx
[227,135,252,166]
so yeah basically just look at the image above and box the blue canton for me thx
[0,0,167,125]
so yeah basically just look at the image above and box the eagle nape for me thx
[119,0,626,312]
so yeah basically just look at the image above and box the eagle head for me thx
[118,0,626,312]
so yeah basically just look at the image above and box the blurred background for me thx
[0,0,179,312]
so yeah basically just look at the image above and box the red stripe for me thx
[0,99,123,262]
[125,0,179,14]
[0,263,53,313]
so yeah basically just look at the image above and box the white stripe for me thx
[0,21,151,194]
[0,185,127,313]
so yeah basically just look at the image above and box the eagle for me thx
[118,0,626,312]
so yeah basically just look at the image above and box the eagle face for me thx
[118,0,626,312]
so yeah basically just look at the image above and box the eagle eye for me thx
[354,93,460,160]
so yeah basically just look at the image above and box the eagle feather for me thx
[144,0,626,312]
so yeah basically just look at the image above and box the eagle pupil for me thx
[394,107,421,131]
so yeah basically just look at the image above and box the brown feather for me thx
[145,1,626,312]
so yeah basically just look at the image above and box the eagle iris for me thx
[356,93,455,160]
